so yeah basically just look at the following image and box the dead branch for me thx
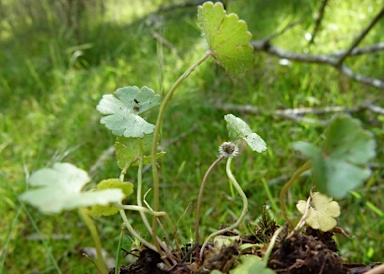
[251,6,384,89]
[337,6,384,65]
[216,102,384,125]
[308,0,329,45]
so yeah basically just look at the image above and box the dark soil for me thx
[109,227,383,274]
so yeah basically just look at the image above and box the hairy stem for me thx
[279,161,312,229]
[195,155,225,244]
[199,156,248,259]
[150,51,211,250]
[78,208,108,274]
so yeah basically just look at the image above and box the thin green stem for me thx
[1,202,22,273]
[135,143,174,267]
[119,160,135,182]
[113,203,179,265]
[151,51,211,249]
[112,203,169,215]
[263,226,284,262]
[114,225,125,274]
[279,161,312,229]
[14,192,62,273]
[199,156,248,259]
[78,208,108,274]
[195,155,225,244]
[119,209,158,252]
[262,178,280,214]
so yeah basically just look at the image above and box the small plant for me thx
[20,2,379,273]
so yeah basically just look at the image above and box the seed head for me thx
[219,142,239,158]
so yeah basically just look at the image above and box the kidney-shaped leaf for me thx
[198,2,253,77]
[20,163,124,213]
[225,114,267,153]
[292,115,376,199]
[97,86,160,138]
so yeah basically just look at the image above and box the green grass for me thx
[1,0,383,272]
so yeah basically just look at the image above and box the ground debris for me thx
[268,231,347,274]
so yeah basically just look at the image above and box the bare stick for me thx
[308,0,329,45]
[337,6,384,65]
[251,42,384,89]
[216,102,384,125]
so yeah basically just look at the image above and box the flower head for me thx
[219,142,239,158]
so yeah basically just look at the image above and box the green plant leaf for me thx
[20,163,124,213]
[114,135,166,169]
[230,255,275,274]
[214,235,240,249]
[225,114,267,153]
[292,115,376,199]
[197,1,253,77]
[296,192,340,232]
[89,179,134,217]
[96,86,160,138]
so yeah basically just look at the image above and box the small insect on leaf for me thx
[96,86,160,138]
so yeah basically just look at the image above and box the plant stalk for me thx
[114,225,125,274]
[78,208,108,274]
[279,161,312,229]
[199,156,248,259]
[150,51,211,250]
[194,155,225,244]
[119,209,158,252]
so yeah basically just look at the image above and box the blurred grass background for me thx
[0,0,383,273]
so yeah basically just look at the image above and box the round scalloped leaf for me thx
[292,115,376,199]
[114,135,166,169]
[20,163,124,213]
[89,179,134,217]
[224,114,267,153]
[96,86,160,138]
[296,192,340,232]
[197,2,253,77]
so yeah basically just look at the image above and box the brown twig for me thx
[337,6,384,65]
[216,101,383,125]
[308,0,329,45]
[252,40,384,89]
[251,5,384,88]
